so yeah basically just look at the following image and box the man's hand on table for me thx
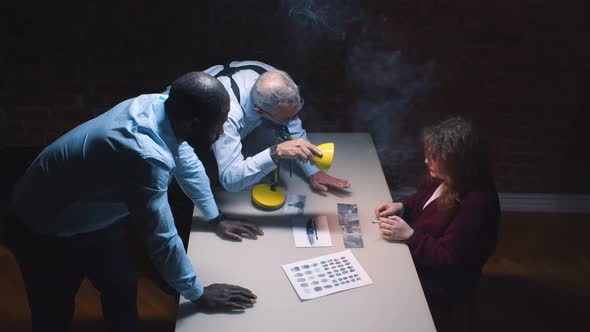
[309,171,351,192]
[215,219,264,241]
[192,283,257,311]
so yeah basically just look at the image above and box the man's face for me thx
[185,103,229,149]
[256,98,303,125]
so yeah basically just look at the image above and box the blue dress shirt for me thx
[11,94,217,300]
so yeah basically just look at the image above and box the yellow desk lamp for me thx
[313,142,334,172]
[251,142,335,210]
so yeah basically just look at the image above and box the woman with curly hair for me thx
[374,116,500,330]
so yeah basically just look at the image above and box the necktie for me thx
[261,119,294,185]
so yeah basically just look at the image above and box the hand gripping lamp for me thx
[251,142,335,210]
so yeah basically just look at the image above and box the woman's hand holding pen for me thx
[374,201,403,219]
[378,215,414,241]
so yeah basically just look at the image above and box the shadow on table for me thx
[312,186,353,198]
[176,301,248,320]
[190,214,302,234]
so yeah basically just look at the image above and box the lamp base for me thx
[252,183,286,210]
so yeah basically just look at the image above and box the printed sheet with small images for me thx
[281,250,373,300]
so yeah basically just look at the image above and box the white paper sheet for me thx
[291,215,332,247]
[281,250,373,300]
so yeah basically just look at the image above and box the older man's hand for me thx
[276,138,322,163]
[309,171,351,192]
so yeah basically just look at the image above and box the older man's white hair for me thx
[250,70,300,114]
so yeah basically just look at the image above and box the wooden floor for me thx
[475,212,590,332]
[1,212,589,331]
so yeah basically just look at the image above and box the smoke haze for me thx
[279,1,440,188]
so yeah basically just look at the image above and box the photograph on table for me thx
[337,203,364,248]
[283,193,306,215]
[292,215,332,247]
[337,203,358,222]
[342,224,363,248]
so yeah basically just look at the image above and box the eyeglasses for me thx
[296,98,304,115]
[258,98,305,125]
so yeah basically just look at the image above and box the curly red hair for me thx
[422,117,492,212]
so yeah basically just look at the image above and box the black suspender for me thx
[213,64,268,104]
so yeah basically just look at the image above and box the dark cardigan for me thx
[401,176,500,304]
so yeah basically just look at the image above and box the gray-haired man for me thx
[194,60,350,193]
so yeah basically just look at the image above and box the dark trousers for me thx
[5,214,138,332]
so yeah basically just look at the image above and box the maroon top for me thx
[401,176,500,304]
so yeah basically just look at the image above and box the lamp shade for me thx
[313,142,334,172]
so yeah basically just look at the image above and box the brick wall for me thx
[1,0,588,194]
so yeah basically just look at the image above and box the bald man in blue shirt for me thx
[6,72,258,331]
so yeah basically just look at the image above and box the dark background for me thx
[1,0,588,194]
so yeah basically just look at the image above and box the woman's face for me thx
[425,154,447,181]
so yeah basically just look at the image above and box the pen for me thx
[306,218,317,245]
[372,215,396,224]
[313,220,318,239]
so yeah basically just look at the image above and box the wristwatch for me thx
[269,144,280,164]
[208,209,225,225]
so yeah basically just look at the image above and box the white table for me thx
[175,133,436,332]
